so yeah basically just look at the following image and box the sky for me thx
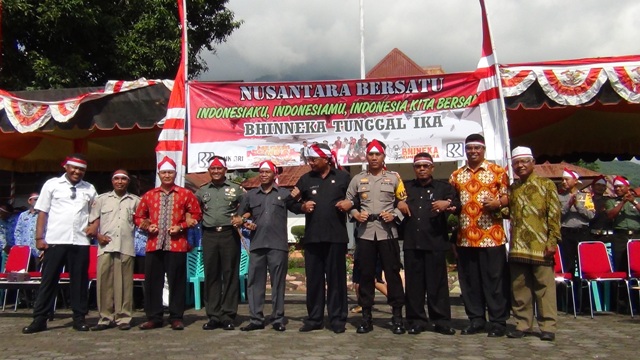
[200,0,640,82]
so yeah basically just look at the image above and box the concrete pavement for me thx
[1,293,638,359]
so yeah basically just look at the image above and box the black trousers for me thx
[356,238,404,310]
[302,242,348,329]
[457,245,510,327]
[404,249,451,326]
[609,234,630,272]
[202,228,240,322]
[144,250,186,323]
[560,227,590,275]
[33,244,89,324]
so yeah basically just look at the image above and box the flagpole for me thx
[180,0,189,186]
[359,0,365,80]
[482,0,513,180]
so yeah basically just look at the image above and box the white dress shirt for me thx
[35,174,97,245]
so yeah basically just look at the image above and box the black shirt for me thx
[402,178,460,251]
[290,168,351,244]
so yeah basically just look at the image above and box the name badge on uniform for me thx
[360,178,369,183]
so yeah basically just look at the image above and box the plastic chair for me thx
[0,245,31,311]
[186,247,204,310]
[239,249,249,303]
[554,245,577,318]
[578,241,632,318]
[627,239,640,317]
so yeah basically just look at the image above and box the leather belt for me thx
[366,214,381,222]
[590,229,614,236]
[203,225,234,232]
[561,226,588,234]
[613,229,640,236]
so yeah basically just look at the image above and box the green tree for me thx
[573,160,600,172]
[0,0,242,90]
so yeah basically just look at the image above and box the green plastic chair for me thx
[239,249,249,303]
[186,247,205,310]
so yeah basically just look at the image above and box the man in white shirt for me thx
[22,154,97,334]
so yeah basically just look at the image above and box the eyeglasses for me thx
[70,187,77,200]
[413,164,433,169]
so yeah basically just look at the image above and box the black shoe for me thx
[222,320,235,330]
[240,323,265,331]
[506,329,527,339]
[540,331,555,341]
[299,323,323,332]
[331,326,345,334]
[118,323,131,331]
[434,324,456,335]
[73,322,90,332]
[461,324,485,335]
[408,325,427,335]
[22,321,47,334]
[487,326,506,337]
[356,321,373,334]
[272,323,286,332]
[202,319,221,330]
[391,322,406,335]
[91,324,112,331]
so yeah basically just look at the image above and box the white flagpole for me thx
[482,1,513,180]
[360,0,365,80]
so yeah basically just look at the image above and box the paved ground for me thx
[1,292,638,360]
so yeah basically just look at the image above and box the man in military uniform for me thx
[558,168,594,276]
[606,176,640,273]
[196,156,244,331]
[346,139,406,335]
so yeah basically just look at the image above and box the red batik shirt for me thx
[449,161,508,247]
[134,185,202,252]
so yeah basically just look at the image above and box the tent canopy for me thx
[0,83,170,172]
[502,55,640,162]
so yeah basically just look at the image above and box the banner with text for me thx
[187,73,486,171]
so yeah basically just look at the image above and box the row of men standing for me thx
[21,135,562,341]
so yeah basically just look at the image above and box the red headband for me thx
[613,176,630,187]
[259,160,277,173]
[309,144,331,158]
[562,168,579,180]
[366,140,385,155]
[158,156,177,171]
[62,156,87,169]
[209,157,227,168]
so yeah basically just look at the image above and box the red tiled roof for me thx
[532,162,602,179]
[366,48,445,78]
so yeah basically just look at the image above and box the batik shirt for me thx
[508,173,561,266]
[450,161,508,247]
[13,210,39,258]
[134,184,202,253]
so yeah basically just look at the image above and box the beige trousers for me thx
[97,252,134,325]
[510,262,557,333]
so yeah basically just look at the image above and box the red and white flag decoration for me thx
[475,0,511,168]
[155,0,188,186]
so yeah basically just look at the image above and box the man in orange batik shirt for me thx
[449,134,510,338]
